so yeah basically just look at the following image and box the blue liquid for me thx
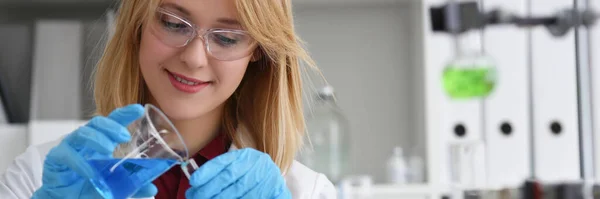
[88,158,176,199]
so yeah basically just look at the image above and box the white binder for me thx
[444,31,488,189]
[481,0,531,189]
[530,0,580,183]
[423,0,486,188]
[589,0,600,183]
[30,20,83,120]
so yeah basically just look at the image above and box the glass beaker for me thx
[448,140,487,192]
[87,104,199,199]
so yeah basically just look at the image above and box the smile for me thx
[172,73,202,85]
[166,69,210,94]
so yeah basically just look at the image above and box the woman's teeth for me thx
[173,74,201,85]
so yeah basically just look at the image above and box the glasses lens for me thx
[206,31,255,61]
[151,10,194,47]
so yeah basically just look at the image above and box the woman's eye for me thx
[162,20,185,29]
[212,33,239,47]
[159,15,191,34]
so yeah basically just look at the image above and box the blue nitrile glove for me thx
[185,148,292,199]
[32,104,158,199]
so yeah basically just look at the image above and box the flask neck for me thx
[452,34,483,57]
[316,94,338,107]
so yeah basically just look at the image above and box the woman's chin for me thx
[155,103,205,122]
[165,110,205,122]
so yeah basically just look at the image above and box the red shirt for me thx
[153,133,230,199]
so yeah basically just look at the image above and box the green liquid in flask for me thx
[442,66,496,99]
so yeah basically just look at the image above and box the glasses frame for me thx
[153,7,256,61]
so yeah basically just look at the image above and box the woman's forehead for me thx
[160,0,241,27]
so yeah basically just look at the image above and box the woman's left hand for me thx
[185,148,292,199]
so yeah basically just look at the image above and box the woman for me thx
[0,0,336,198]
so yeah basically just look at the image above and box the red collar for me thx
[195,132,230,160]
[153,132,230,199]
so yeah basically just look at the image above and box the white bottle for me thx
[407,156,425,183]
[386,146,407,184]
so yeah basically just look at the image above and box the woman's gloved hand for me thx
[32,104,158,199]
[185,148,292,199]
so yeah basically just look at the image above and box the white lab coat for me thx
[0,132,337,199]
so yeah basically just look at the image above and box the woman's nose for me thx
[179,38,209,68]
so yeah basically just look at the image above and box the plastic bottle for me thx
[299,85,351,184]
[407,156,425,183]
[386,146,407,184]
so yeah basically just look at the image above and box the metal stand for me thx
[430,1,599,198]
[429,1,597,36]
[573,0,595,198]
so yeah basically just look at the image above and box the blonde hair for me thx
[94,0,316,172]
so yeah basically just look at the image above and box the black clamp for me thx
[429,1,598,37]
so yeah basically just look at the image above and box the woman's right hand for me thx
[31,104,157,199]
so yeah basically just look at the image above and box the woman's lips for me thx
[166,70,210,94]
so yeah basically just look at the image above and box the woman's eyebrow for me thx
[217,18,241,26]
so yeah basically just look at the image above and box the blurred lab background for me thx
[2,0,600,198]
